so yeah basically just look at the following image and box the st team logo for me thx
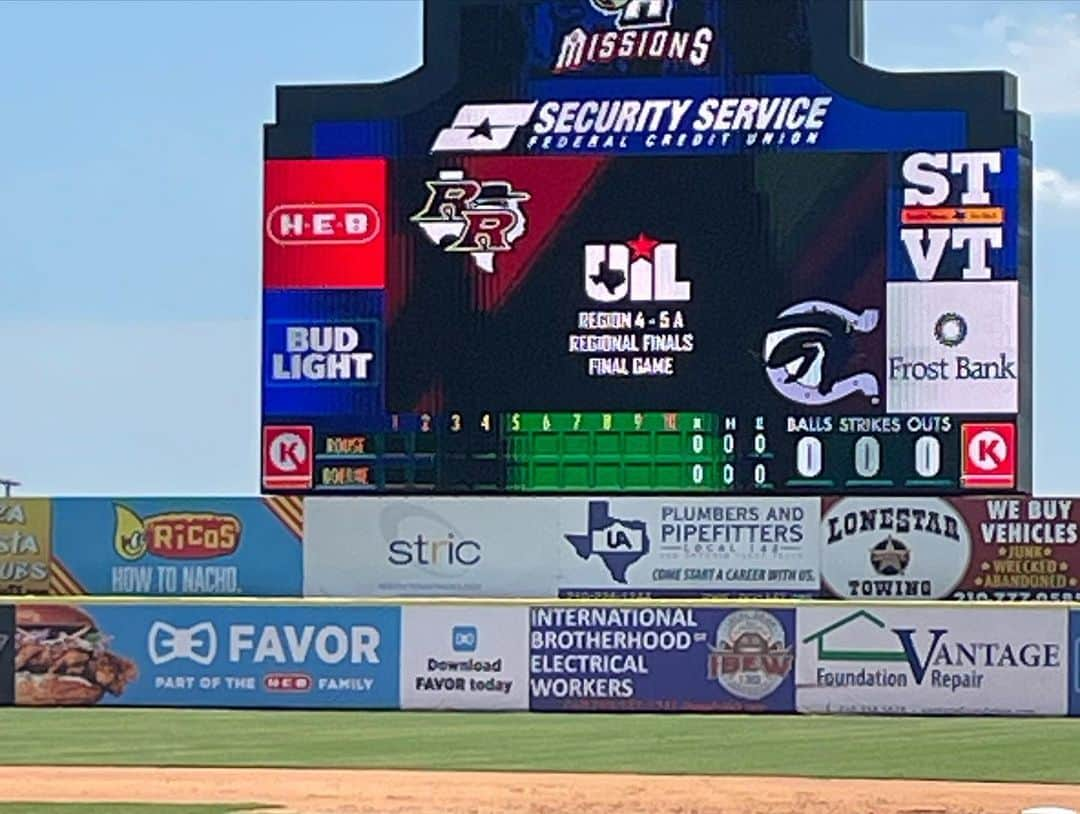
[555,0,714,74]
[411,170,531,273]
[898,150,1007,281]
[762,300,881,406]
[584,233,690,303]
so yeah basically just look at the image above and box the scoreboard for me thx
[260,0,1031,496]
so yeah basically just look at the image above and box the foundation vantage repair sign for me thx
[796,606,1067,715]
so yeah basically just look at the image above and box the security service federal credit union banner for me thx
[302,496,820,598]
[48,498,303,597]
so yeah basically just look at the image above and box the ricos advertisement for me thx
[13,603,399,708]
[557,498,820,597]
[303,497,559,597]
[0,498,51,595]
[49,498,303,596]
[820,497,972,600]
[796,605,1067,715]
[401,605,528,710]
[530,606,795,712]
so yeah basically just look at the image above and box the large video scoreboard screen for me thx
[261,0,1031,495]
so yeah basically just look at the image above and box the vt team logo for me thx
[894,150,1014,281]
[411,170,530,273]
[763,300,881,406]
[565,501,649,583]
[584,233,690,302]
[554,0,714,74]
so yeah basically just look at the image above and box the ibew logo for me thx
[565,501,649,584]
[452,625,477,653]
[411,170,530,273]
[585,233,690,302]
[899,151,1005,280]
[763,300,880,406]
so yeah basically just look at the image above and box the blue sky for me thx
[1,0,1077,495]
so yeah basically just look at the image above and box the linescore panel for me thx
[259,0,1031,497]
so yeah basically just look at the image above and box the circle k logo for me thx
[262,425,314,490]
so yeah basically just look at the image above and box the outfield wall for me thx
[5,598,1080,716]
[4,494,1078,601]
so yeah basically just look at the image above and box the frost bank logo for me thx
[802,610,1061,690]
[564,501,649,583]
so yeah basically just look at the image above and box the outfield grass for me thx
[1,709,1079,783]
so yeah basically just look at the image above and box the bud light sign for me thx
[528,606,795,712]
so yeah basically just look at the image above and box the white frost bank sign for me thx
[796,606,1067,715]
[400,605,529,710]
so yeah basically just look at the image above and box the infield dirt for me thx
[3,767,1080,814]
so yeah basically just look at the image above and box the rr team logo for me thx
[411,170,530,273]
[762,300,881,406]
[584,233,690,302]
[555,0,714,74]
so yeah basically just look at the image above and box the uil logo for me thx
[410,170,530,273]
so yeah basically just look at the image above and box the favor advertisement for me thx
[49,497,303,596]
[400,605,528,710]
[303,497,560,597]
[0,498,52,594]
[13,602,399,708]
[796,605,1067,715]
[557,498,820,597]
[530,606,795,712]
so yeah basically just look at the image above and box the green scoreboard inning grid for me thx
[259,0,1032,496]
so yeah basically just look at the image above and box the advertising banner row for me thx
[3,494,1077,601]
[5,601,1080,716]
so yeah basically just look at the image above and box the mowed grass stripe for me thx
[1,709,1078,783]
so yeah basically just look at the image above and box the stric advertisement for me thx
[13,602,399,708]
[47,497,303,596]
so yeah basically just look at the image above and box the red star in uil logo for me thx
[626,232,660,260]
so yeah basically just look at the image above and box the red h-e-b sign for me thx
[263,159,387,288]
[262,425,314,490]
[961,422,1016,489]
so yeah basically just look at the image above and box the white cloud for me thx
[1035,167,1080,208]
[949,12,1080,114]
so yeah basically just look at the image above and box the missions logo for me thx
[554,0,714,74]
